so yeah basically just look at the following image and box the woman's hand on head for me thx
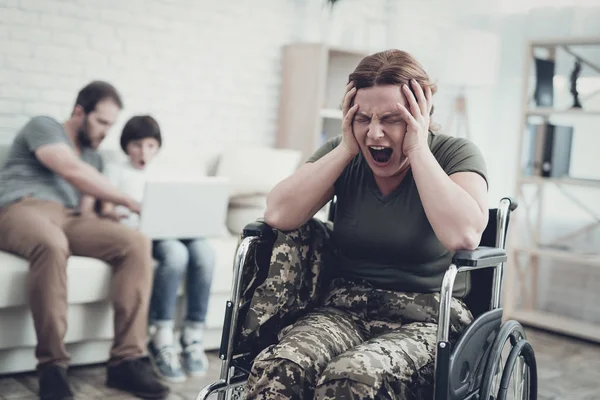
[340,81,360,156]
[397,79,433,156]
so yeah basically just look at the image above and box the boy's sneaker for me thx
[147,341,187,383]
[106,357,170,399]
[180,337,209,377]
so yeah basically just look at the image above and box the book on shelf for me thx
[523,122,573,178]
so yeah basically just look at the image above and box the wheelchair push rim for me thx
[495,338,537,400]
[482,324,538,400]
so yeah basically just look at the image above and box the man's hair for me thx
[120,115,162,153]
[74,80,123,114]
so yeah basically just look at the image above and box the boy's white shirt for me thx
[104,160,156,230]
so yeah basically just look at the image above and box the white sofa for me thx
[0,143,302,375]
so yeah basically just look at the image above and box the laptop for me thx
[138,177,230,240]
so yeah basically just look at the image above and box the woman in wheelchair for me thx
[245,49,490,399]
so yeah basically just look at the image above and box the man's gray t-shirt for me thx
[0,116,103,209]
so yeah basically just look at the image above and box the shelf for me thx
[508,309,600,343]
[519,176,600,188]
[320,108,343,120]
[526,108,600,116]
[506,36,600,344]
[529,37,600,47]
[513,247,600,267]
[328,46,369,58]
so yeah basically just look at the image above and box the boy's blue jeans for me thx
[149,238,215,324]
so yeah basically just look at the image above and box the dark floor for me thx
[1,328,599,399]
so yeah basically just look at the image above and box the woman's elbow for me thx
[451,211,488,250]
[444,227,483,252]
[263,205,297,231]
[263,206,281,228]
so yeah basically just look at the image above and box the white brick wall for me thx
[0,0,392,160]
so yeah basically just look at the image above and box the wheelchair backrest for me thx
[463,208,510,318]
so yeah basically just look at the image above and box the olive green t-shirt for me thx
[307,132,488,298]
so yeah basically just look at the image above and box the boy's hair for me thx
[120,115,162,153]
[74,80,123,115]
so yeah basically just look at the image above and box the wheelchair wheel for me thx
[480,320,538,400]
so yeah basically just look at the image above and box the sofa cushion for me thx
[0,234,239,309]
[0,302,115,350]
[226,206,265,236]
[230,195,267,208]
[215,146,301,198]
[150,145,221,178]
[0,251,113,308]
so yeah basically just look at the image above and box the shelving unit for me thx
[275,43,368,162]
[503,37,600,341]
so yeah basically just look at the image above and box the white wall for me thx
[0,0,388,160]
[380,0,600,321]
[1,0,596,204]
[0,0,296,155]
[0,0,498,167]
[460,3,600,321]
[470,5,600,202]
[382,0,600,205]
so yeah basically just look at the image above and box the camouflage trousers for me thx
[244,278,473,400]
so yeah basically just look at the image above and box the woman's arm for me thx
[398,79,488,251]
[408,147,488,250]
[264,145,354,231]
[264,81,360,231]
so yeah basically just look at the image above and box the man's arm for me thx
[35,143,140,212]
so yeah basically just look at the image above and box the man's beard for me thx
[77,117,93,149]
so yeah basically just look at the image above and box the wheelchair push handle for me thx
[500,196,518,211]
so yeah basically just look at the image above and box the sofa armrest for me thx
[452,246,507,268]
[242,220,277,241]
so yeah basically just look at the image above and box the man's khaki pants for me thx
[0,197,153,368]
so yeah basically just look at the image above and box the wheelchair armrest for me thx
[452,246,507,268]
[242,220,277,241]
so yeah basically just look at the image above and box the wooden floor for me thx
[1,328,599,399]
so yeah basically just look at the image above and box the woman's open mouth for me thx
[368,146,393,165]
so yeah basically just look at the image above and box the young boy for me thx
[103,115,215,382]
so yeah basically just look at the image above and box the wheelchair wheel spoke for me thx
[480,320,537,400]
[495,343,535,400]
[513,356,523,399]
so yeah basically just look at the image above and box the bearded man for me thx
[0,81,169,400]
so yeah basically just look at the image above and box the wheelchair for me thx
[197,197,537,400]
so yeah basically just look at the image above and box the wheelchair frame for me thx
[197,197,537,400]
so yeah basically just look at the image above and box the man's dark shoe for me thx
[38,364,74,400]
[106,357,170,399]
